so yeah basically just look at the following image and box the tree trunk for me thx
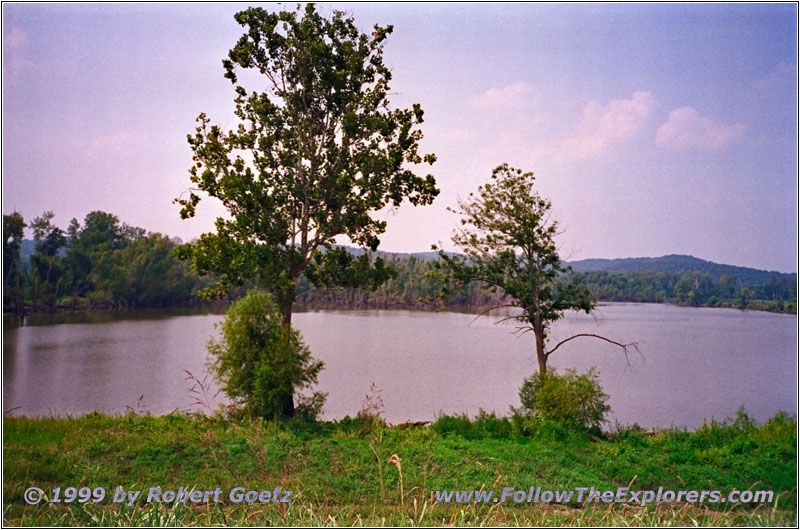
[281,299,293,326]
[277,286,296,418]
[15,274,23,316]
[277,392,295,418]
[536,341,547,374]
[4,256,15,292]
[533,316,547,375]
[53,277,62,309]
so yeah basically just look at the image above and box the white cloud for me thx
[470,82,535,111]
[561,91,655,159]
[655,107,746,150]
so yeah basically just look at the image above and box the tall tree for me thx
[30,211,67,308]
[3,212,26,291]
[435,164,638,375]
[3,212,27,313]
[176,4,438,416]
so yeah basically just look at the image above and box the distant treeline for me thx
[575,269,796,312]
[4,210,796,314]
[568,254,794,287]
[3,211,216,313]
[296,255,797,313]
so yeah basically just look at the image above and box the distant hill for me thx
[368,248,794,287]
[20,239,36,259]
[335,246,446,261]
[567,254,795,287]
[19,237,793,288]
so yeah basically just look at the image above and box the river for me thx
[3,303,796,428]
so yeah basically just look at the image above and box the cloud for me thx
[430,127,479,143]
[470,82,535,111]
[4,27,28,48]
[561,91,655,159]
[3,27,35,84]
[655,107,746,150]
[87,131,148,159]
[752,62,795,91]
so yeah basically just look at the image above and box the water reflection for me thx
[3,304,796,428]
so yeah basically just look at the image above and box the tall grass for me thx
[3,409,796,527]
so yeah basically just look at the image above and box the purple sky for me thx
[2,3,797,272]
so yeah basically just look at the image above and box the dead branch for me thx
[470,303,518,325]
[513,325,536,338]
[489,313,524,327]
[546,333,644,369]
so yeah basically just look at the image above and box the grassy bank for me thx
[3,411,796,526]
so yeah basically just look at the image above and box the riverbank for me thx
[4,296,795,323]
[3,411,796,526]
[2,299,228,318]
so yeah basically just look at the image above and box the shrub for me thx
[519,367,610,430]
[207,290,325,419]
[432,411,513,440]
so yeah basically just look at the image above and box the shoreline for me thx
[4,297,796,320]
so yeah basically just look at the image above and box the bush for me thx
[519,367,610,430]
[432,410,512,440]
[207,290,326,419]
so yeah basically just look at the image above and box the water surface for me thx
[3,303,796,428]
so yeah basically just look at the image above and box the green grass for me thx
[3,411,796,526]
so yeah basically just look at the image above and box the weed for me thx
[2,410,796,526]
[184,370,221,415]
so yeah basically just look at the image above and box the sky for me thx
[2,3,797,272]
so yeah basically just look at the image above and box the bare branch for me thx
[491,314,522,326]
[513,325,536,338]
[469,303,517,325]
[546,333,644,369]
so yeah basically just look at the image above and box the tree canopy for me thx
[207,290,325,419]
[435,164,638,374]
[175,4,438,326]
[175,4,438,418]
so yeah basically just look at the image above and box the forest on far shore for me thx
[3,210,797,315]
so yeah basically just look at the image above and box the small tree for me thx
[739,287,751,310]
[435,164,639,375]
[207,290,325,419]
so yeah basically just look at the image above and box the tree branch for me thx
[546,333,644,368]
[470,303,517,325]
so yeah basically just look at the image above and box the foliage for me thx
[294,251,796,313]
[295,252,498,308]
[518,368,611,431]
[175,4,438,326]
[4,410,796,526]
[28,211,67,308]
[576,269,796,311]
[2,210,209,313]
[432,410,513,440]
[207,290,325,419]
[3,212,26,312]
[175,3,438,418]
[569,253,796,287]
[434,164,594,373]
[2,209,794,314]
